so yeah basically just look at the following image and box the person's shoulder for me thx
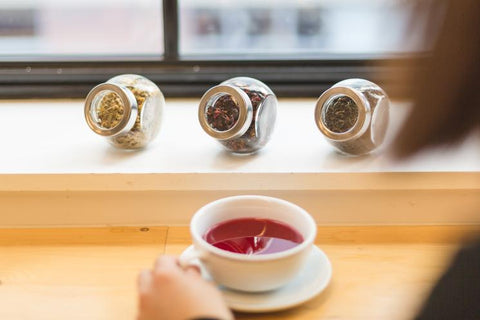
[414,238,480,320]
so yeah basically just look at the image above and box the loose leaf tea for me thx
[323,96,358,133]
[199,77,277,154]
[111,85,149,148]
[97,92,125,129]
[364,89,384,107]
[101,85,150,149]
[220,88,267,152]
[206,95,239,131]
[86,74,163,150]
[86,74,165,149]
[315,78,389,156]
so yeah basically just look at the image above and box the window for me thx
[0,0,163,57]
[0,0,428,98]
[179,0,419,56]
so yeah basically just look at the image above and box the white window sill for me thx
[1,98,479,227]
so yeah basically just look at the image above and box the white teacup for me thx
[185,195,317,292]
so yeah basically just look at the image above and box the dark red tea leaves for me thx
[204,218,304,255]
[206,95,240,131]
[220,88,266,152]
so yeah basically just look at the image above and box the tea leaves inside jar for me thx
[323,96,358,133]
[111,86,149,148]
[221,88,266,152]
[97,92,124,129]
[206,94,240,131]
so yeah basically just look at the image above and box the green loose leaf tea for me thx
[323,96,358,133]
[111,86,150,149]
[314,78,390,156]
[96,92,125,129]
[85,74,164,150]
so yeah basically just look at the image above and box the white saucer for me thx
[180,245,332,313]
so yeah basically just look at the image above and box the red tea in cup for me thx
[204,218,304,255]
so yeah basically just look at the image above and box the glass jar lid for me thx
[198,85,253,140]
[314,86,371,141]
[84,83,138,137]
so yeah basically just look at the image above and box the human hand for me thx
[137,255,233,320]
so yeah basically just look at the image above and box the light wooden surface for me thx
[1,226,479,320]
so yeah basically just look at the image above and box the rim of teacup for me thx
[190,195,317,261]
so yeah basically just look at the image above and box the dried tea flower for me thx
[206,95,240,131]
[199,77,277,154]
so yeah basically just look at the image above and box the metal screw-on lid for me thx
[314,86,371,142]
[84,83,138,137]
[198,85,253,140]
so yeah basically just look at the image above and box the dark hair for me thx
[392,0,480,158]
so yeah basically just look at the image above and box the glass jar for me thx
[84,74,164,149]
[314,78,390,156]
[198,77,277,154]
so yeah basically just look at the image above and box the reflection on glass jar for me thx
[314,78,390,156]
[84,74,164,149]
[198,77,277,154]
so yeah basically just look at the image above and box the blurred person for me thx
[391,0,480,319]
[136,0,479,319]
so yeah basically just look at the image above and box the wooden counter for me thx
[1,226,479,320]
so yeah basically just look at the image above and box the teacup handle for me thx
[179,247,207,269]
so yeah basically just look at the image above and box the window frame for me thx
[0,0,419,99]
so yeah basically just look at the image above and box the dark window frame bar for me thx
[0,57,418,99]
[163,0,179,61]
[0,0,420,99]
